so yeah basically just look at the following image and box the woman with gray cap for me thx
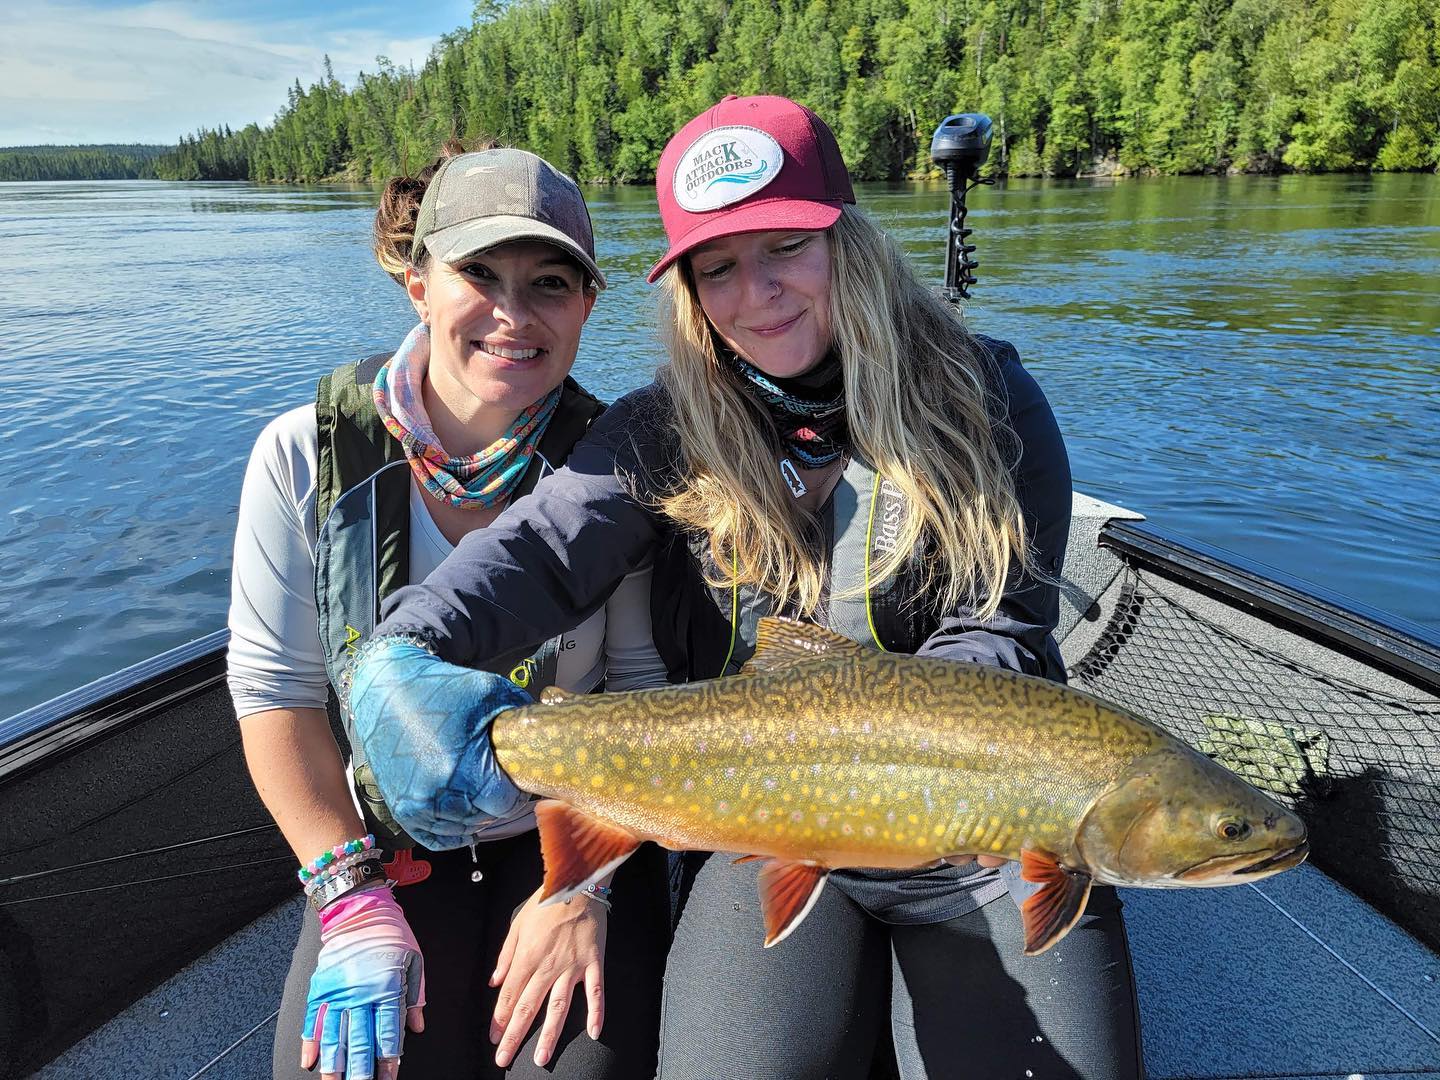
[226,141,669,1080]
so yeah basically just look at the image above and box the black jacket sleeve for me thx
[373,386,673,666]
[913,339,1072,683]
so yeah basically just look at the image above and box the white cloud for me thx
[0,1,454,145]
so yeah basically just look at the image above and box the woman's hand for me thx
[944,854,1010,869]
[489,886,608,1069]
[300,885,425,1080]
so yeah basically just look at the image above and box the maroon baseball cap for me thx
[646,95,856,283]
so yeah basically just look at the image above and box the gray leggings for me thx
[658,854,1144,1080]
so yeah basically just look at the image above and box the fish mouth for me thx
[1236,839,1309,876]
[1176,840,1310,882]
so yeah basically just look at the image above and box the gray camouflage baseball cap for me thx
[412,148,606,289]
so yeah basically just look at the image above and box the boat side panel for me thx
[0,679,295,1075]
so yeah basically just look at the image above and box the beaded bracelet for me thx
[297,835,376,885]
[302,849,382,896]
[580,883,613,910]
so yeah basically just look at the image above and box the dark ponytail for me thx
[372,136,498,284]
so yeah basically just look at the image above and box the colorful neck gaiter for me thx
[373,323,562,510]
[726,349,848,467]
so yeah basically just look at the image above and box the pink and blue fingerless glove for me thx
[303,887,424,1079]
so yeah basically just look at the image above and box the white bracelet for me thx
[577,882,612,910]
[308,858,388,911]
[303,849,382,896]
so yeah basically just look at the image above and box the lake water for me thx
[1,176,1437,717]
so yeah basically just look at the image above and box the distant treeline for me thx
[152,0,1440,183]
[0,144,172,181]
[132,0,1440,182]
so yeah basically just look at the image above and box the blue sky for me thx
[0,1,475,146]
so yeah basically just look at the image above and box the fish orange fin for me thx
[1019,848,1093,956]
[732,854,767,864]
[534,800,640,904]
[539,686,576,705]
[743,617,867,675]
[756,860,829,948]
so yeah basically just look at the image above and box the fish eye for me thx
[1216,817,1252,842]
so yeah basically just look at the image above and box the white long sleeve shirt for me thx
[225,404,667,836]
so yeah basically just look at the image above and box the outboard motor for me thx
[929,113,994,303]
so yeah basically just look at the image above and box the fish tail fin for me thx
[1019,848,1093,955]
[534,800,640,903]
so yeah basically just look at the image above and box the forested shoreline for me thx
[0,145,170,181]
[13,0,1440,183]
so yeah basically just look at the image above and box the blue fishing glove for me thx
[348,635,533,850]
[302,886,423,1078]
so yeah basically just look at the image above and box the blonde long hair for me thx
[656,204,1031,622]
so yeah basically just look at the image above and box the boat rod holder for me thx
[929,113,995,304]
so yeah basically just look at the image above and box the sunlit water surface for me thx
[1,175,1436,715]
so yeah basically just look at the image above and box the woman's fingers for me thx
[377,1014,422,1079]
[374,999,404,1061]
[531,972,580,1066]
[303,1003,404,1080]
[346,1003,376,1080]
[493,971,552,1068]
[319,1005,347,1076]
[584,961,604,1040]
[489,963,520,1045]
[490,916,520,988]
[943,853,1011,868]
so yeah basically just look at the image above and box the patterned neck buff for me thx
[726,349,848,467]
[373,324,562,510]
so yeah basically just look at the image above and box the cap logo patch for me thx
[673,126,784,213]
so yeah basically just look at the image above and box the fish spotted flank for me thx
[490,618,1308,954]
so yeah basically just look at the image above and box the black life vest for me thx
[313,353,605,846]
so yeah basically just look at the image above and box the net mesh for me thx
[1068,566,1440,954]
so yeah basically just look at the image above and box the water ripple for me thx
[0,175,1436,715]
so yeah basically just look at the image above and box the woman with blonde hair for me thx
[227,142,669,1080]
[349,97,1143,1077]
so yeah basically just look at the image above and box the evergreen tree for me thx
[125,0,1439,182]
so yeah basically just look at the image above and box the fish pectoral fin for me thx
[1019,848,1093,956]
[741,618,868,675]
[756,859,829,948]
[534,800,640,903]
[539,686,576,705]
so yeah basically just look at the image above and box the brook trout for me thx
[490,618,1308,954]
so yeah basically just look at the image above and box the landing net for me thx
[1069,566,1440,954]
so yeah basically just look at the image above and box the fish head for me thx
[1074,746,1308,888]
